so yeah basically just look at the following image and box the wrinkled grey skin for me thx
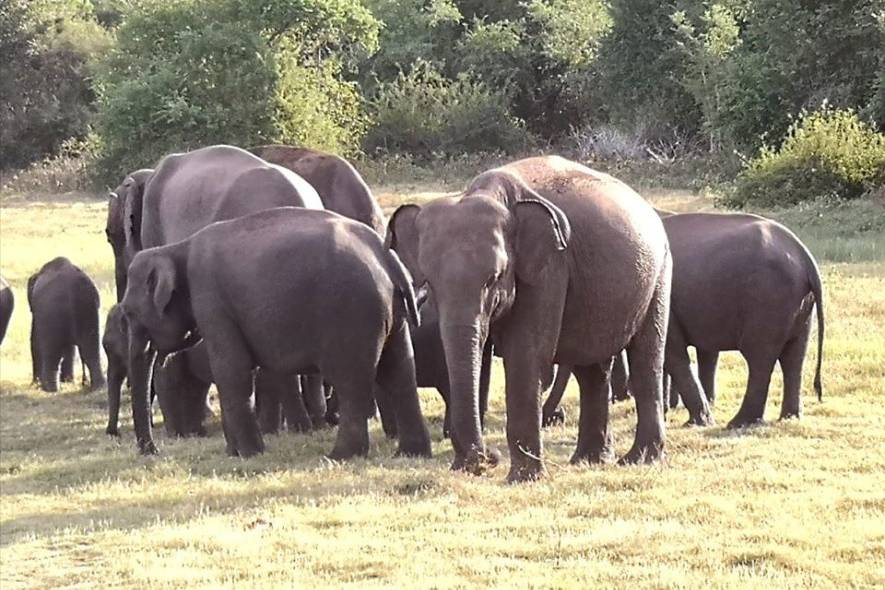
[28,257,104,392]
[250,145,386,236]
[121,207,432,460]
[413,293,492,438]
[103,304,211,437]
[108,145,323,454]
[542,213,825,429]
[387,156,671,482]
[662,212,824,428]
[0,275,14,346]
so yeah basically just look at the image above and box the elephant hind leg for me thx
[542,364,571,427]
[376,320,432,458]
[664,343,713,426]
[697,349,719,405]
[727,353,777,429]
[60,345,76,382]
[300,374,327,428]
[326,375,372,460]
[620,267,670,465]
[778,315,812,420]
[205,335,264,457]
[570,361,613,465]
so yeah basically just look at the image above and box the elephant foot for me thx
[105,425,120,437]
[507,456,545,484]
[569,445,613,465]
[235,439,265,458]
[684,411,714,427]
[41,383,58,393]
[395,437,433,459]
[451,447,500,475]
[618,440,664,465]
[324,410,340,426]
[542,407,565,428]
[88,377,107,392]
[726,413,764,430]
[137,438,159,455]
[327,444,369,461]
[779,410,801,421]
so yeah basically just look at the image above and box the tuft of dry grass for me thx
[1,188,884,589]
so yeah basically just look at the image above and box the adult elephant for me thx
[250,145,386,236]
[0,275,13,346]
[662,212,824,428]
[541,213,825,429]
[121,207,432,459]
[109,145,323,454]
[387,156,673,482]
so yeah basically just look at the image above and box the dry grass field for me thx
[1,183,884,588]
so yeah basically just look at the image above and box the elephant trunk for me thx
[440,322,488,471]
[114,256,128,303]
[128,322,157,454]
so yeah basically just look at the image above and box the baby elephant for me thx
[28,257,104,392]
[121,207,433,459]
[103,304,210,437]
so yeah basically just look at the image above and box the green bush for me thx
[93,0,378,183]
[364,61,533,157]
[729,108,885,208]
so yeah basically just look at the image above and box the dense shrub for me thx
[364,61,533,157]
[93,0,378,182]
[729,108,885,207]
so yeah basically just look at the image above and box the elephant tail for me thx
[802,245,825,402]
[382,249,420,329]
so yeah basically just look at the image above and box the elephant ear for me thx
[385,204,423,284]
[513,194,571,286]
[123,175,146,253]
[147,255,177,314]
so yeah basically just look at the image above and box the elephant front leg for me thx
[300,374,327,428]
[211,356,264,458]
[570,362,614,464]
[105,361,126,436]
[502,355,546,483]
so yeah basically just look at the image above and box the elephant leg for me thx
[60,345,76,382]
[697,349,719,406]
[254,368,282,434]
[620,274,669,465]
[300,373,327,428]
[327,378,371,460]
[501,354,546,483]
[665,344,712,426]
[541,364,571,427]
[570,362,614,464]
[30,318,41,385]
[779,316,812,420]
[324,384,339,426]
[727,353,778,428]
[374,384,399,439]
[214,365,264,457]
[77,316,105,391]
[661,372,673,412]
[611,350,630,402]
[40,338,63,393]
[279,372,312,433]
[438,387,451,438]
[105,361,126,436]
[376,320,432,458]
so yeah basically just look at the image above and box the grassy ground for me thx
[1,183,884,589]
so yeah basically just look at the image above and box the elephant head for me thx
[107,169,154,302]
[386,169,570,472]
[120,244,199,454]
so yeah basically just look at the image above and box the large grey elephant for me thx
[387,156,672,482]
[250,145,386,236]
[541,212,825,429]
[0,275,14,346]
[121,207,432,459]
[107,145,324,453]
[28,257,104,392]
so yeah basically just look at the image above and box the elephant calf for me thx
[121,207,432,459]
[28,257,104,392]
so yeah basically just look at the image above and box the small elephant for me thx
[28,257,104,392]
[121,207,432,460]
[104,304,313,438]
[388,156,672,481]
[0,275,14,346]
[412,292,492,438]
[103,304,210,437]
[250,145,386,236]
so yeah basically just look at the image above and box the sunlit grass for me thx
[1,190,884,588]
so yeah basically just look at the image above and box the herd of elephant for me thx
[0,144,825,483]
